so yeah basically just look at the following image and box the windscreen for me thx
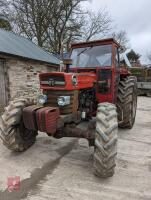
[71,44,112,68]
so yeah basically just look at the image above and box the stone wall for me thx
[1,55,58,101]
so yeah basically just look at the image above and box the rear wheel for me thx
[117,76,137,129]
[93,103,118,178]
[0,98,37,152]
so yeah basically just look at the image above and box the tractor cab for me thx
[70,38,120,71]
[68,38,121,103]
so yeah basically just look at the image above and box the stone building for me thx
[0,29,60,112]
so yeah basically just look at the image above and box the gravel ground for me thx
[0,96,151,200]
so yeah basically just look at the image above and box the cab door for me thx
[113,47,120,103]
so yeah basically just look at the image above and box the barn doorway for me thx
[0,60,8,112]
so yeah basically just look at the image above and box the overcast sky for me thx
[83,0,151,64]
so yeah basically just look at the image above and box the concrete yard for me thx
[0,96,151,200]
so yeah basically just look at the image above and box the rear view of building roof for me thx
[0,29,60,65]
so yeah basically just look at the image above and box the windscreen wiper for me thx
[77,46,93,57]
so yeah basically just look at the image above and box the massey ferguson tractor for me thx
[0,38,137,178]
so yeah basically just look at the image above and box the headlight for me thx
[57,96,70,106]
[37,95,47,105]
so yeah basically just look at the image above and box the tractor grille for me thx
[44,90,77,115]
[40,75,65,87]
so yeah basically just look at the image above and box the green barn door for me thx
[0,60,8,112]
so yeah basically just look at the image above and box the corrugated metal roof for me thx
[0,29,60,65]
[54,52,70,59]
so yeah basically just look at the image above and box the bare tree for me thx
[81,9,112,41]
[45,0,85,54]
[11,0,55,46]
[0,0,9,12]
[112,30,129,51]
[1,0,112,54]
[9,0,86,54]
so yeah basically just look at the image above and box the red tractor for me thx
[0,38,137,178]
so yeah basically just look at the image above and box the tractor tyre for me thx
[93,103,118,178]
[117,76,137,129]
[0,98,37,152]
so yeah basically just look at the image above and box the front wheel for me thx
[93,103,118,178]
[0,98,37,152]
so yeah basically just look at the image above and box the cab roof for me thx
[71,38,121,49]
